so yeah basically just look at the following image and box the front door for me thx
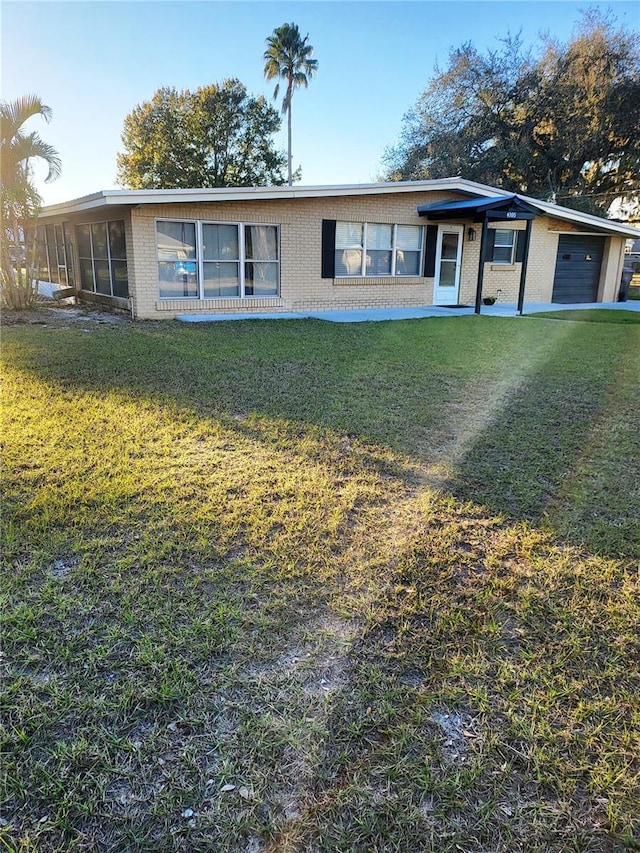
[433,224,463,306]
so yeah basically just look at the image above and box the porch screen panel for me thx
[77,224,94,291]
[45,225,59,283]
[76,219,127,295]
[62,223,75,288]
[35,226,51,281]
[108,221,129,298]
[91,223,111,295]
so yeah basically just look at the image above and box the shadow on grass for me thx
[3,316,639,560]
[445,322,640,559]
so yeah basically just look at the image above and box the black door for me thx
[552,235,605,303]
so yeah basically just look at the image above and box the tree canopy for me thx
[264,22,318,185]
[384,12,640,216]
[117,79,288,189]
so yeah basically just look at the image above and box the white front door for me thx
[433,224,464,306]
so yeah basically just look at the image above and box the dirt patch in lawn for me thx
[2,304,131,330]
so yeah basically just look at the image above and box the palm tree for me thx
[0,95,61,308]
[263,23,318,186]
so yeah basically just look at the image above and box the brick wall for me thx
[129,191,459,319]
[43,192,628,318]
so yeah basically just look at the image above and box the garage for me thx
[552,235,605,303]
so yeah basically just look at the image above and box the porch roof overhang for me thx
[418,194,542,317]
[417,194,541,222]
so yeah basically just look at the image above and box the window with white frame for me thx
[334,222,423,277]
[77,220,129,297]
[157,220,279,299]
[491,229,516,264]
[157,221,198,298]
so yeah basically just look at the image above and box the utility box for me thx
[618,267,633,302]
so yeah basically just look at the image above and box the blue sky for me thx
[2,0,638,205]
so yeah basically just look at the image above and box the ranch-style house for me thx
[35,178,640,320]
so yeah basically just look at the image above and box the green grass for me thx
[531,308,640,324]
[2,312,639,852]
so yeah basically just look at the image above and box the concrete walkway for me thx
[37,282,638,322]
[177,301,640,323]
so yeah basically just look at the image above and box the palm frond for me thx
[0,95,53,145]
[262,22,318,102]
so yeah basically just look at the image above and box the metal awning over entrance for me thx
[418,194,542,314]
[417,193,541,221]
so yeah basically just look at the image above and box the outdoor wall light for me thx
[467,228,476,242]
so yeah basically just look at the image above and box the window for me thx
[157,221,198,298]
[334,222,423,277]
[492,229,516,264]
[157,220,279,299]
[245,225,279,296]
[77,220,129,297]
[203,223,239,297]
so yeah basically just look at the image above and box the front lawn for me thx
[2,310,639,852]
[531,308,640,324]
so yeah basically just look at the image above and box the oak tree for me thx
[384,12,640,216]
[117,79,287,189]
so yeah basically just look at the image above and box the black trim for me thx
[475,218,489,314]
[515,231,526,263]
[517,219,533,314]
[321,219,336,278]
[418,193,541,220]
[424,225,438,277]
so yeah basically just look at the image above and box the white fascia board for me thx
[416,177,640,237]
[38,179,640,238]
[517,196,640,238]
[39,178,487,218]
[39,191,114,216]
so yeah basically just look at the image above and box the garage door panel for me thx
[552,236,605,303]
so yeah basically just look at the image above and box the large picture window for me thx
[334,221,423,278]
[157,220,279,299]
[77,220,129,297]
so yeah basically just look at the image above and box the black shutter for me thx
[484,229,496,262]
[321,219,336,278]
[515,230,526,263]
[423,225,438,277]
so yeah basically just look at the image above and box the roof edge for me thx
[38,178,494,217]
[38,179,640,238]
